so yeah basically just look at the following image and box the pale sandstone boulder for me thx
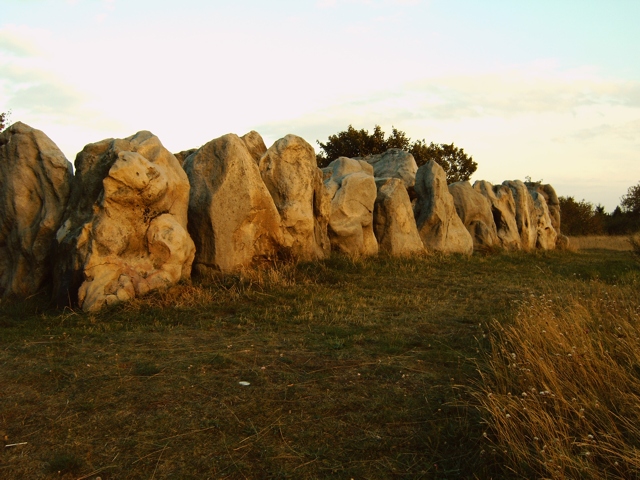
[374,178,424,256]
[529,189,558,250]
[503,180,537,250]
[527,182,567,247]
[259,134,329,260]
[241,130,268,164]
[184,133,282,273]
[322,157,378,256]
[473,181,521,250]
[449,181,499,249]
[54,131,195,312]
[414,161,473,254]
[0,122,73,298]
[527,183,560,233]
[361,148,418,189]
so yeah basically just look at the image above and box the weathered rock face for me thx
[449,181,499,249]
[184,133,282,273]
[259,134,329,260]
[528,183,561,233]
[312,167,332,258]
[174,148,198,166]
[362,148,418,189]
[529,189,558,250]
[374,178,424,256]
[322,157,378,256]
[241,130,268,164]
[54,131,195,312]
[0,122,73,298]
[503,180,537,250]
[473,180,521,250]
[414,161,473,254]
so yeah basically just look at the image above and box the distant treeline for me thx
[560,196,640,236]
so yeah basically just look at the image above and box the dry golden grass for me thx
[568,235,633,251]
[1,250,638,478]
[475,279,640,479]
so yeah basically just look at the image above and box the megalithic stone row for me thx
[0,124,568,313]
[0,122,73,298]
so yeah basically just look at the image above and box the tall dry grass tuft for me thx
[475,282,640,479]
[629,234,640,259]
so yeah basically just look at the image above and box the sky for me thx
[1,0,639,211]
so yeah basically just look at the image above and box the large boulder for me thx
[448,181,499,249]
[0,122,73,298]
[414,161,473,254]
[174,148,198,166]
[241,130,268,164]
[374,178,424,256]
[473,180,521,250]
[184,133,282,273]
[529,189,558,250]
[503,180,537,250]
[322,157,378,256]
[527,183,560,233]
[361,148,418,189]
[527,182,568,247]
[259,134,329,260]
[54,131,195,312]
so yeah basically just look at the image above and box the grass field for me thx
[1,249,639,479]
[568,235,634,251]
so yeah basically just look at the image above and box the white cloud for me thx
[0,27,44,57]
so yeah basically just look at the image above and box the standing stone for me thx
[241,130,268,164]
[527,182,568,247]
[174,148,198,166]
[527,183,561,233]
[473,181,521,250]
[374,178,424,256]
[361,148,418,189]
[259,134,329,260]
[184,133,282,273]
[529,189,558,250]
[0,122,73,298]
[311,167,332,258]
[414,161,473,254]
[449,181,499,249]
[504,180,537,250]
[54,131,195,312]
[322,157,378,256]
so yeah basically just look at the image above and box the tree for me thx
[316,125,477,184]
[621,182,640,216]
[0,110,9,133]
[558,196,605,236]
[408,140,477,184]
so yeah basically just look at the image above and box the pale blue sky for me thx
[2,0,639,210]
